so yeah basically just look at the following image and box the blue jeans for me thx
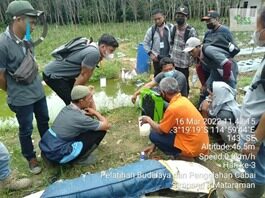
[149,130,181,157]
[8,97,49,161]
[43,73,75,105]
[0,142,11,181]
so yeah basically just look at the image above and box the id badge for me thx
[160,42,165,48]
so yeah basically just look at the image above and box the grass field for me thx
[0,21,262,197]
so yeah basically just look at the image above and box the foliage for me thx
[90,60,122,82]
[0,0,242,25]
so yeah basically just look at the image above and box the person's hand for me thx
[150,53,158,62]
[200,85,207,94]
[140,116,152,125]
[131,94,137,104]
[84,107,98,116]
[88,85,95,95]
[143,145,156,156]
[207,89,213,100]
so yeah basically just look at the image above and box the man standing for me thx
[40,85,110,165]
[141,77,209,161]
[43,34,119,105]
[0,1,49,174]
[143,9,172,77]
[201,10,235,47]
[224,9,265,196]
[170,6,197,95]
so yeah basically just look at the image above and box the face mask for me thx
[104,52,114,60]
[164,70,175,77]
[207,23,215,30]
[253,30,265,47]
[25,20,31,41]
[176,18,185,26]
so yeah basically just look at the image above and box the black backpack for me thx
[170,24,194,45]
[51,37,93,61]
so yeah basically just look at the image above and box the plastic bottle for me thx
[228,42,235,52]
[140,151,145,161]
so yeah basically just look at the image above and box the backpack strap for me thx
[251,58,265,91]
[150,23,173,49]
[150,25,157,51]
[184,25,192,43]
[170,25,177,45]
[64,44,98,66]
[170,24,194,45]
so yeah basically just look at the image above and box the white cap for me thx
[183,37,201,53]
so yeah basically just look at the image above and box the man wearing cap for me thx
[201,10,235,45]
[143,9,173,77]
[201,10,238,88]
[170,6,197,95]
[0,1,49,174]
[39,85,109,165]
[184,37,238,105]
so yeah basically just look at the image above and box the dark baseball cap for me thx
[175,6,189,16]
[6,1,43,17]
[201,10,220,21]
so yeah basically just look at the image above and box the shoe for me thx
[75,153,97,166]
[41,152,58,168]
[0,173,32,190]
[29,158,42,174]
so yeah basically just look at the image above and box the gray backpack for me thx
[51,37,93,61]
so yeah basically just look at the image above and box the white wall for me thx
[239,0,263,8]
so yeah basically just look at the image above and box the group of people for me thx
[135,6,239,156]
[136,5,265,198]
[0,1,264,197]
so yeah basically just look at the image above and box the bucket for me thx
[100,77,106,88]
[136,43,149,74]
[138,116,151,136]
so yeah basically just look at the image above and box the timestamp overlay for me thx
[175,117,257,190]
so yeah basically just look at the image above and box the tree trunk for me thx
[121,0,127,23]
